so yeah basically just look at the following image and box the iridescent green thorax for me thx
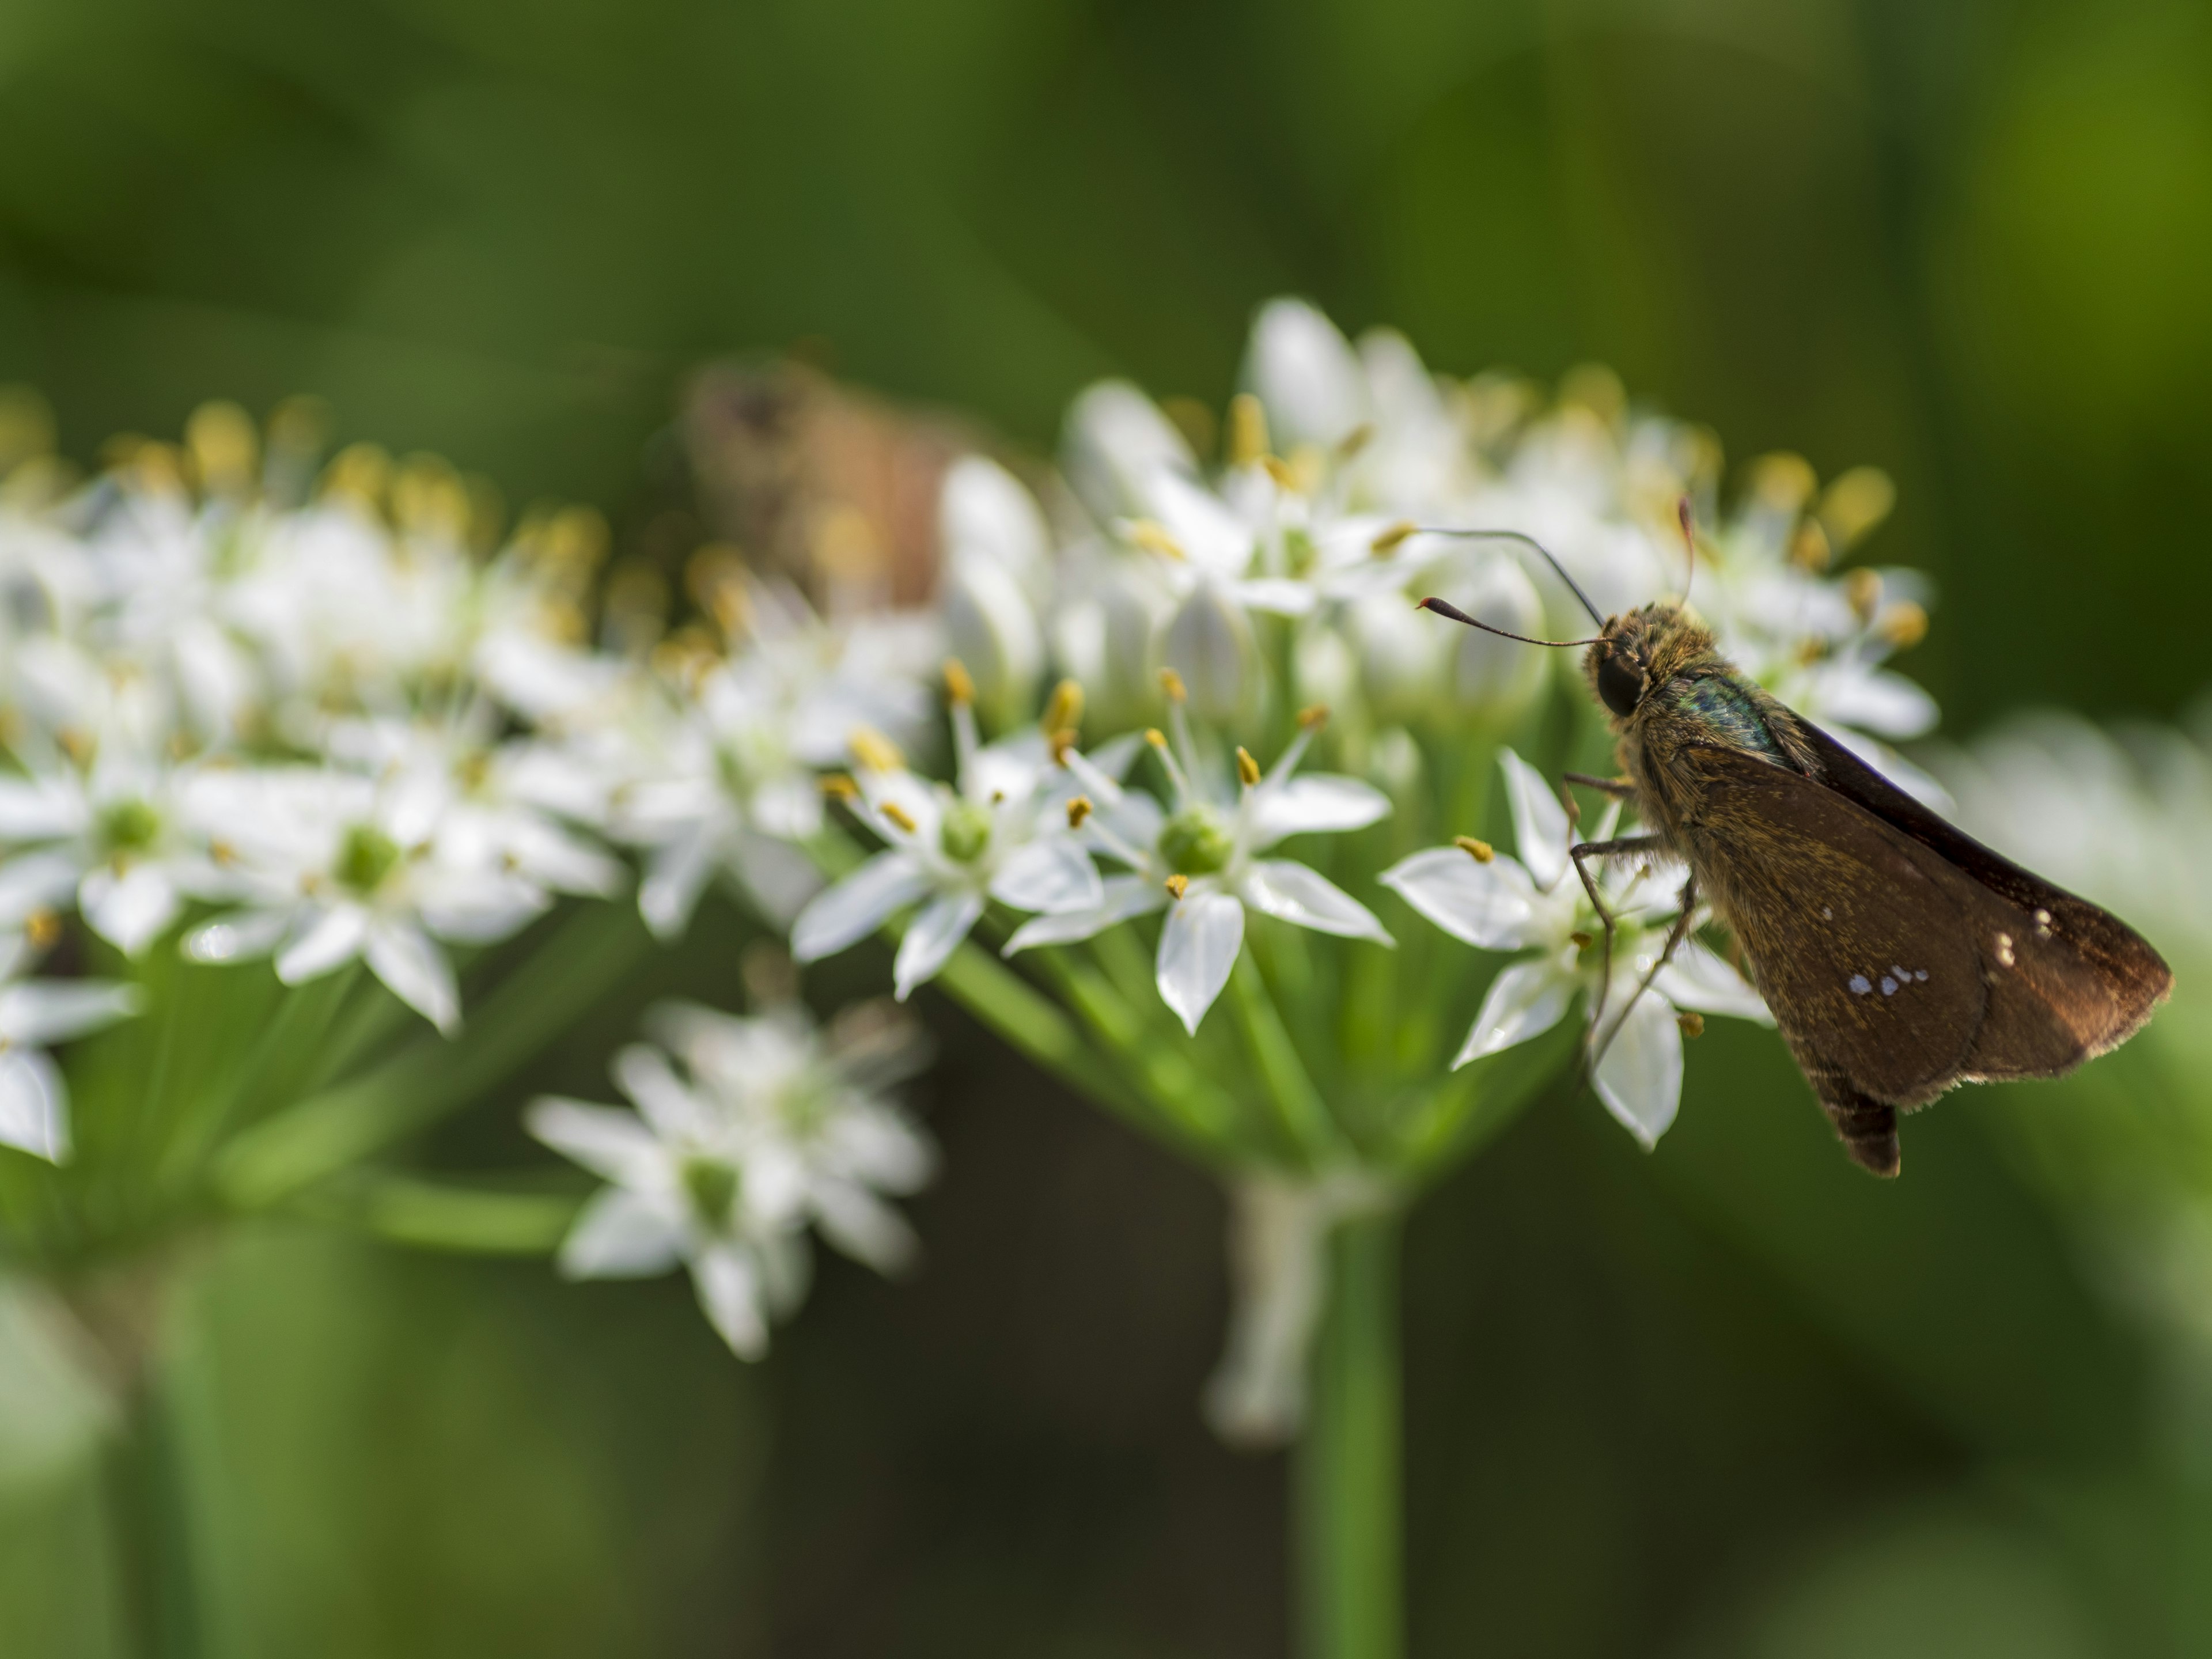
[1654,669,1789,763]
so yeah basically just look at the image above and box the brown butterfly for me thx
[1418,524,2171,1176]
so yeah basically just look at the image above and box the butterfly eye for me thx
[1596,648,1646,717]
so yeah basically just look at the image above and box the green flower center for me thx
[938,799,993,863]
[97,798,162,856]
[1159,805,1234,876]
[334,822,403,896]
[680,1155,741,1230]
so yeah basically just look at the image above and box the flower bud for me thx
[938,455,1048,583]
[1444,558,1547,721]
[1243,298,1368,451]
[1159,577,1261,724]
[940,556,1043,728]
[1346,592,1445,724]
[1062,381,1194,521]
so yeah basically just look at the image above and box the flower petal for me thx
[183,908,292,964]
[78,864,181,956]
[365,921,460,1034]
[558,1187,684,1279]
[1379,848,1543,949]
[1652,940,1772,1024]
[275,905,370,983]
[0,979,139,1047]
[1499,748,1570,892]
[1241,860,1393,944]
[527,1098,665,1185]
[0,1050,68,1162]
[1002,874,1166,953]
[610,1043,716,1143]
[1452,960,1574,1066]
[1592,988,1683,1148]
[790,851,929,963]
[1157,888,1244,1035]
[1248,775,1391,848]
[892,891,986,1000]
[638,826,719,940]
[811,1183,919,1274]
[0,851,82,926]
[989,838,1104,915]
[691,1243,770,1359]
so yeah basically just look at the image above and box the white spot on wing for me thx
[1994,931,2016,968]
[1849,974,1871,995]
[1880,975,1897,995]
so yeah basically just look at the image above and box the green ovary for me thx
[97,798,162,856]
[938,799,993,863]
[680,1155,741,1230]
[335,822,403,895]
[1159,806,1233,876]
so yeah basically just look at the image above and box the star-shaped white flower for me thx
[0,927,139,1162]
[1381,748,1768,1147]
[790,672,1105,1000]
[1005,691,1393,1034]
[527,992,934,1359]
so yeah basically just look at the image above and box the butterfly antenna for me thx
[1415,596,1602,649]
[1400,525,1605,628]
[1675,495,1696,607]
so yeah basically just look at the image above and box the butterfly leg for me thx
[1591,870,1700,1070]
[1563,771,1637,798]
[1570,834,1666,1048]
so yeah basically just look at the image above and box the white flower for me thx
[527,993,934,1359]
[605,580,935,938]
[1005,695,1393,1034]
[791,682,1105,999]
[0,929,139,1162]
[182,767,546,1033]
[1381,748,1768,1147]
[0,741,226,955]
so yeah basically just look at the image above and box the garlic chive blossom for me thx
[790,663,1105,999]
[1005,675,1394,1035]
[0,926,140,1162]
[1380,748,1768,1147]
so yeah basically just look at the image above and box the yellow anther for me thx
[1262,454,1298,490]
[1338,422,1375,459]
[1750,451,1818,514]
[1040,678,1084,736]
[1297,703,1329,731]
[1878,600,1928,650]
[1570,930,1595,951]
[1789,519,1832,572]
[943,658,975,706]
[820,774,860,800]
[849,726,906,773]
[1846,567,1883,623]
[1158,666,1187,703]
[880,801,918,834]
[1129,519,1187,561]
[1819,465,1895,550]
[1066,796,1094,829]
[1144,728,1168,749]
[1227,393,1269,468]
[1794,636,1828,667]
[1165,873,1190,900]
[1455,836,1494,863]
[1677,1010,1706,1039]
[24,908,60,950]
[1050,727,1080,763]
[1236,747,1261,787]
[1370,520,1418,556]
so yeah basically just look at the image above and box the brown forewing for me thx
[1673,739,2172,1175]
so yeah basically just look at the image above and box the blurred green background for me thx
[5,0,2211,1653]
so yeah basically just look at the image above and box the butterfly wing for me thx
[1673,737,2170,1175]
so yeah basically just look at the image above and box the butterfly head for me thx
[1584,603,1714,725]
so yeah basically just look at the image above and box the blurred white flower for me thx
[0,929,139,1162]
[183,767,547,1033]
[528,991,934,1359]
[938,455,1048,724]
[791,675,1104,999]
[1381,748,1767,1146]
[1005,692,1392,1033]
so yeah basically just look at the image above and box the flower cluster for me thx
[529,983,933,1358]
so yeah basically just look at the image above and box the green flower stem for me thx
[296,1173,585,1255]
[1229,950,1339,1164]
[213,902,652,1210]
[1298,1207,1405,1659]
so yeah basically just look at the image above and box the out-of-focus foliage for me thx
[4,0,2209,1654]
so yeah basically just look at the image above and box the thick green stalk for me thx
[1297,1208,1404,1659]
